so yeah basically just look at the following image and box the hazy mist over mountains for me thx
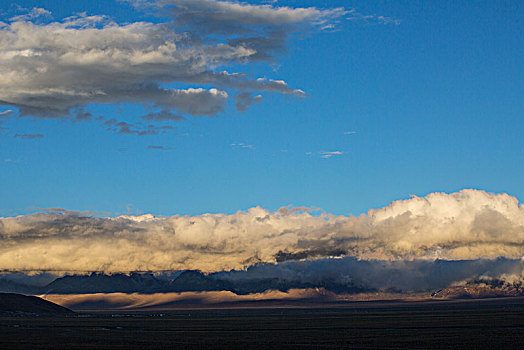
[2,257,523,299]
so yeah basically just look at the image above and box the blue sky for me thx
[0,0,522,217]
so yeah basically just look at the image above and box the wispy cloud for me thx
[0,109,14,117]
[28,207,94,216]
[14,133,44,139]
[376,15,401,25]
[231,142,254,149]
[346,9,400,25]
[9,7,52,22]
[320,151,343,158]
[343,131,357,135]
[74,110,92,122]
[147,145,174,151]
[142,110,186,122]
[306,151,344,158]
[103,119,174,136]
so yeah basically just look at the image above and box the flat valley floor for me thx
[2,297,524,349]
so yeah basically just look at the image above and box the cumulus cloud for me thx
[0,190,523,274]
[0,0,342,127]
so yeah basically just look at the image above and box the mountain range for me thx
[2,270,523,300]
[0,270,371,295]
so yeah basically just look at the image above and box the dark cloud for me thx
[142,110,186,122]
[74,110,93,122]
[104,119,174,136]
[214,257,524,294]
[235,92,262,112]
[274,248,346,262]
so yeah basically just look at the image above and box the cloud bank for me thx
[0,189,523,274]
[214,257,524,294]
[0,1,341,123]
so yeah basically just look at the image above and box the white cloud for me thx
[9,7,52,22]
[0,1,343,127]
[346,9,400,26]
[0,109,14,117]
[127,0,347,29]
[320,151,343,158]
[230,142,254,149]
[0,190,523,273]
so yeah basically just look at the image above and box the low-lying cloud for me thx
[0,189,523,274]
[214,257,524,294]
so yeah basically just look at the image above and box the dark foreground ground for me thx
[1,298,524,349]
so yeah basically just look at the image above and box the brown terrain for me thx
[1,292,524,349]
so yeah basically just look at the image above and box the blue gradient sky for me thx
[0,0,522,217]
